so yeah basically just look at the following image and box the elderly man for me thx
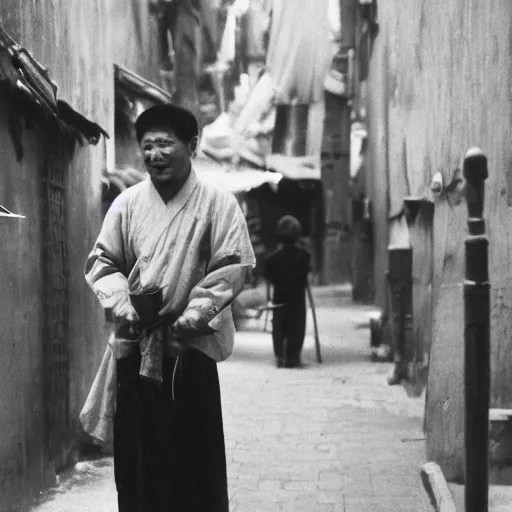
[80,104,255,512]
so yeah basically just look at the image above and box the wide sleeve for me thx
[84,195,130,310]
[176,192,256,333]
[207,191,256,273]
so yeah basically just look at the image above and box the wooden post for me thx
[386,246,414,384]
[321,93,352,284]
[463,147,490,512]
[166,0,201,118]
[351,197,373,303]
[306,283,322,363]
[320,0,357,285]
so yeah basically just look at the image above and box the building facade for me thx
[0,2,165,509]
[361,0,512,481]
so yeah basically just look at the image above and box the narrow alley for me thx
[3,1,512,511]
[32,288,431,512]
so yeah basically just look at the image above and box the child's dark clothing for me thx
[264,244,310,367]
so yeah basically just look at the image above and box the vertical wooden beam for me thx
[463,147,490,512]
[320,0,358,284]
[149,0,176,95]
[351,197,373,302]
[235,11,249,76]
[402,199,434,395]
[339,0,357,52]
[386,246,414,385]
[167,0,201,119]
[321,92,351,284]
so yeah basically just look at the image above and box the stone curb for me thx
[420,462,457,512]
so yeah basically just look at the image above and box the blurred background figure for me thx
[264,215,310,368]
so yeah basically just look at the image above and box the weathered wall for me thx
[0,1,164,509]
[0,106,50,510]
[366,0,512,481]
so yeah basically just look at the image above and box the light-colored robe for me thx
[80,169,256,443]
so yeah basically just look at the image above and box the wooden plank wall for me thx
[366,0,512,481]
[0,1,163,508]
[321,92,352,284]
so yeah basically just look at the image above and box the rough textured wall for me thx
[0,109,50,511]
[0,1,163,509]
[0,0,161,429]
[367,0,512,480]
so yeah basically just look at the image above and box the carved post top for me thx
[463,147,487,235]
[463,147,488,182]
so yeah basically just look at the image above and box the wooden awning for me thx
[0,23,109,147]
[266,153,321,181]
[194,156,283,195]
[114,65,174,128]
[114,64,172,105]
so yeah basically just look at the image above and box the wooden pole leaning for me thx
[306,282,322,363]
[463,147,490,512]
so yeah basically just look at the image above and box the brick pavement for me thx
[33,293,432,512]
[223,296,431,512]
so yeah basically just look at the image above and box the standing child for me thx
[264,215,311,368]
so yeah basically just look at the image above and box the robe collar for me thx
[148,166,199,213]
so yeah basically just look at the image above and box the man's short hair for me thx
[135,104,199,144]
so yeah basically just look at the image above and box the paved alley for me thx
[33,290,432,512]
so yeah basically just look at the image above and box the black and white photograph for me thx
[0,0,508,511]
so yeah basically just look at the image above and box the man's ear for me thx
[189,136,199,156]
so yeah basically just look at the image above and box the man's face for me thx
[141,126,193,184]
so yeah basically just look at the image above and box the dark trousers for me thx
[114,350,229,512]
[272,301,306,365]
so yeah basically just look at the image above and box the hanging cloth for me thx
[218,7,237,63]
[265,0,331,104]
